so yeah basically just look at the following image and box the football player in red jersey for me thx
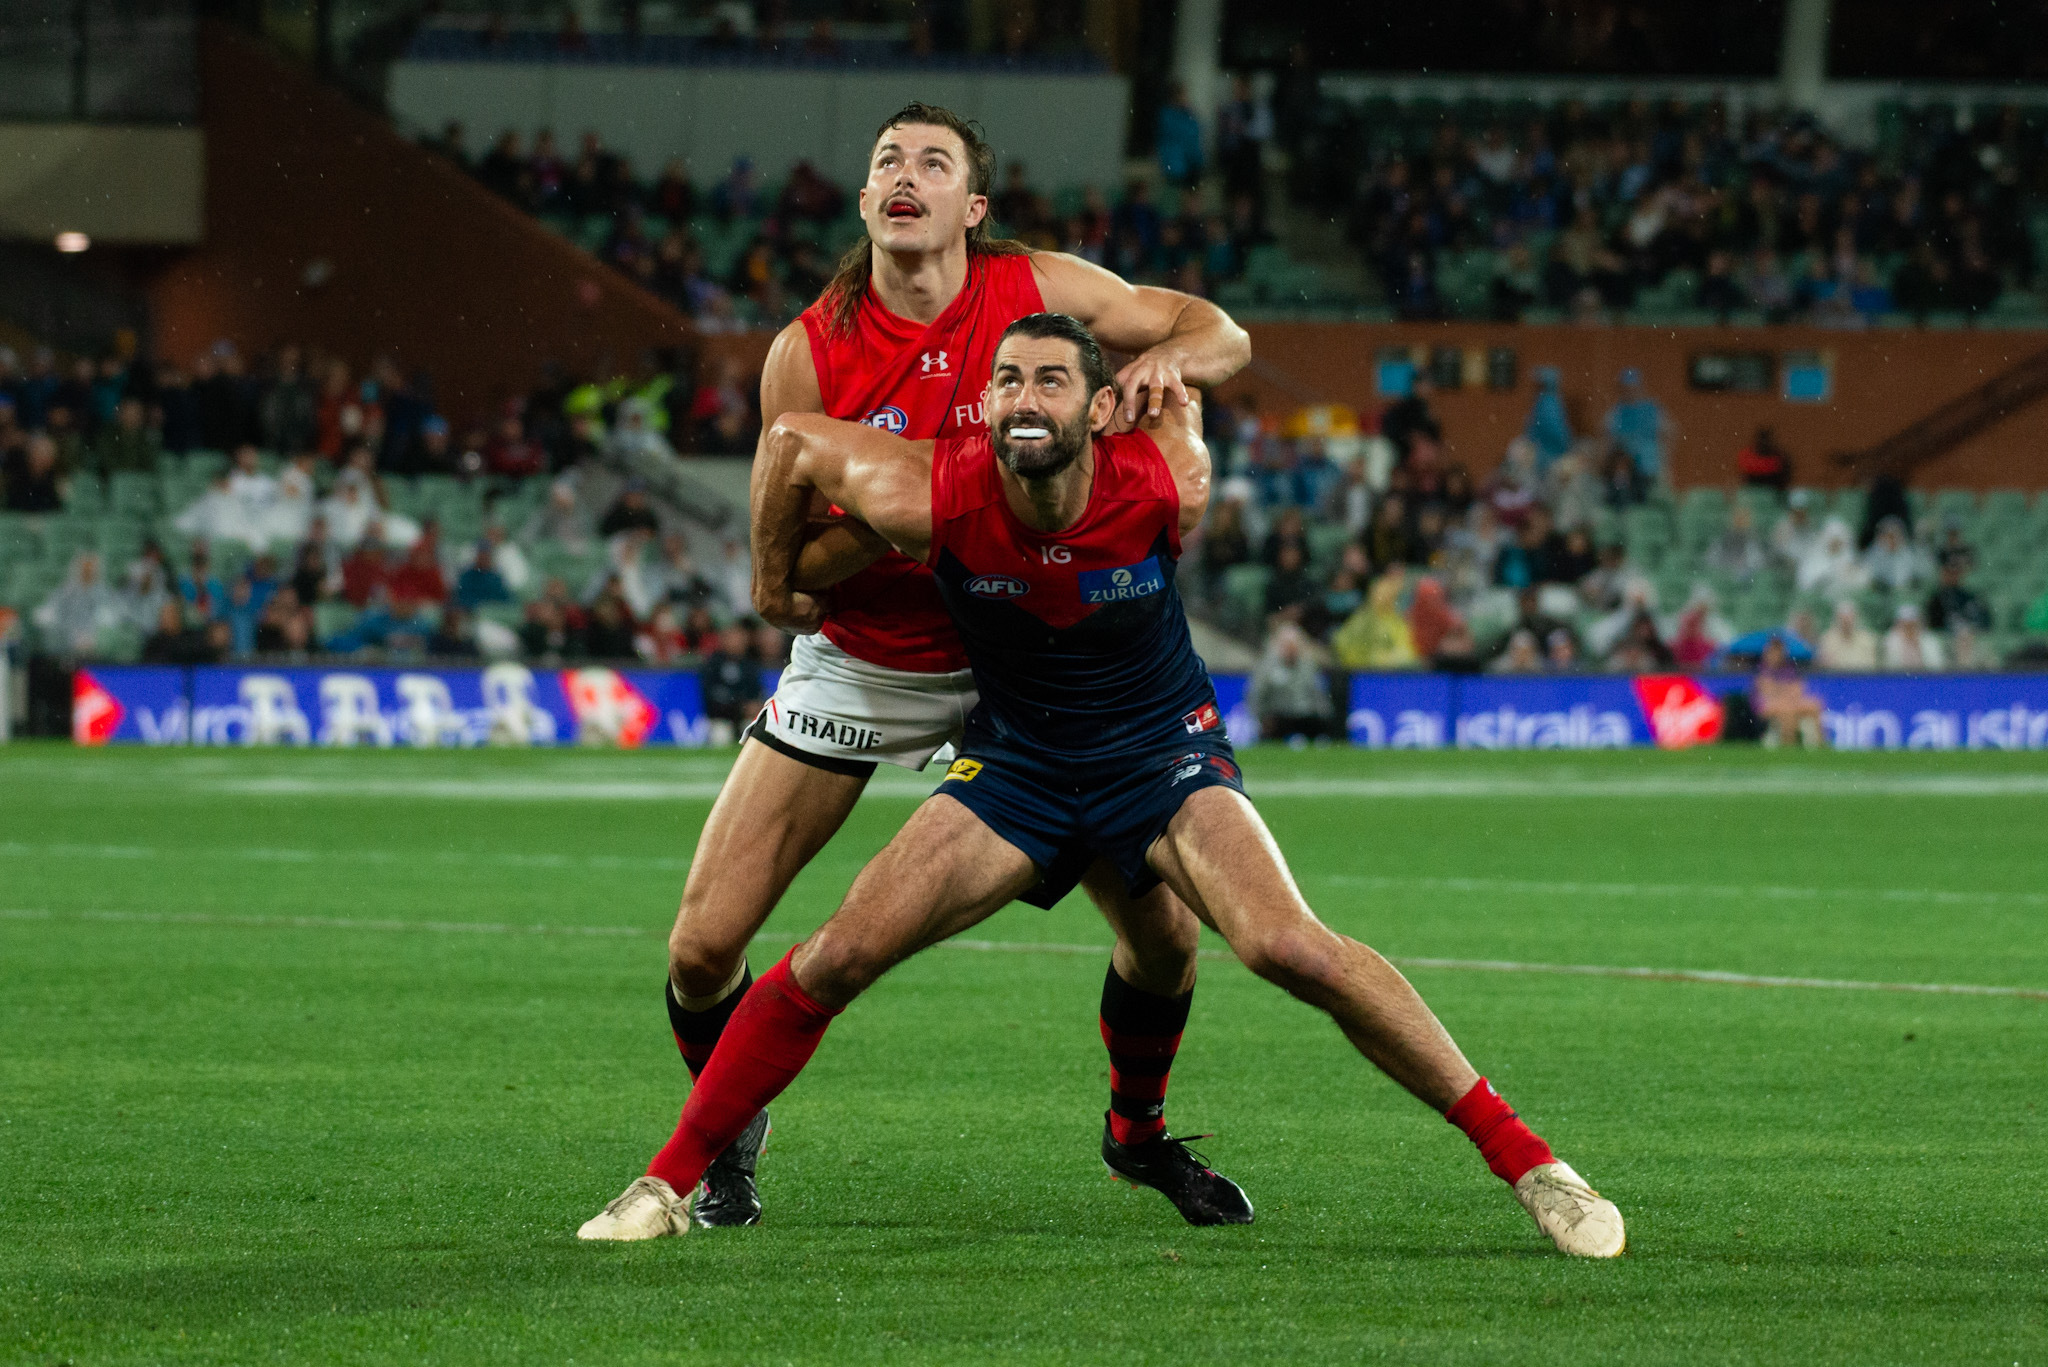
[581,314,1624,1257]
[645,105,1252,1228]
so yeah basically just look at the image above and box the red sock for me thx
[646,950,839,1194]
[1445,1078,1556,1185]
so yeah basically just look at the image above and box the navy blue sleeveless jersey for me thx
[922,430,1242,906]
[925,430,1223,760]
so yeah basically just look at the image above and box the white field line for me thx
[0,841,693,873]
[4,841,2043,912]
[5,907,2043,1003]
[1314,872,2048,910]
[185,771,2048,801]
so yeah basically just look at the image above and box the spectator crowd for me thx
[1300,92,2044,323]
[427,96,1275,333]
[1208,366,2047,739]
[1,333,792,683]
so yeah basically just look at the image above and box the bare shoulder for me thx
[1139,394,1209,528]
[760,320,822,419]
[1027,250,1127,313]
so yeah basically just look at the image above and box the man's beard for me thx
[992,410,1090,480]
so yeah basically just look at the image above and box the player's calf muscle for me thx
[669,743,867,993]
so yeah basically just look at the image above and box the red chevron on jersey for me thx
[799,251,1045,673]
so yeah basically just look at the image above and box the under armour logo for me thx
[920,350,949,374]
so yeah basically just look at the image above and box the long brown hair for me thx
[815,101,1028,338]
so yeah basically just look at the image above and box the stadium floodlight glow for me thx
[54,231,90,253]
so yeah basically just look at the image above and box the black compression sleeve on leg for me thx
[667,962,754,1078]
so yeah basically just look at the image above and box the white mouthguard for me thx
[1007,427,1050,439]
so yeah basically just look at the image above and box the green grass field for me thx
[3,743,2045,1366]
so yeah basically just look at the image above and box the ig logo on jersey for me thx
[861,406,908,433]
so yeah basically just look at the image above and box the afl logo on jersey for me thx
[966,574,1031,600]
[861,406,908,433]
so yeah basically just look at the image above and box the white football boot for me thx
[1513,1161,1626,1258]
[576,1176,691,1241]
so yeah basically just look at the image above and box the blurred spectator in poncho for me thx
[1796,519,1866,596]
[1604,368,1669,487]
[1524,368,1573,472]
[34,552,124,654]
[1818,602,1875,672]
[1882,604,1945,671]
[1250,623,1334,741]
[1332,571,1419,669]
[1862,518,1931,594]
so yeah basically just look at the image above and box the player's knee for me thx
[1128,904,1201,972]
[794,923,889,1001]
[667,924,748,997]
[1237,922,1342,996]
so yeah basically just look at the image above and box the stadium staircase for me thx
[150,23,697,435]
[1836,343,2048,483]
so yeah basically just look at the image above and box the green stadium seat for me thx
[383,477,426,517]
[1679,488,1728,519]
[110,471,161,517]
[1221,563,1271,629]
[1734,486,1784,519]
[475,602,523,634]
[1306,523,1352,571]
[823,213,866,255]
[1982,489,2029,525]
[314,601,359,643]
[1930,489,1979,525]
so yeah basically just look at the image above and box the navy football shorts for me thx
[930,732,1247,909]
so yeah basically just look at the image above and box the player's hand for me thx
[755,586,827,634]
[1113,349,1192,431]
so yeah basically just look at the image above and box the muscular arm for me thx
[1032,252,1251,425]
[754,414,935,626]
[746,322,894,625]
[1147,391,1213,536]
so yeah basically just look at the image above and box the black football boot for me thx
[692,1109,769,1227]
[1101,1112,1254,1226]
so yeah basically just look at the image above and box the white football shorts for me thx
[743,631,976,774]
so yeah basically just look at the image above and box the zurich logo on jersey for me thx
[1078,557,1165,604]
[861,405,908,433]
[966,574,1031,600]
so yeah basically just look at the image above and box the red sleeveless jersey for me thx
[799,250,1045,672]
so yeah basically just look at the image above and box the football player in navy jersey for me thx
[579,315,1624,1258]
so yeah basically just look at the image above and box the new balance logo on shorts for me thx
[1168,751,1240,787]
[1183,702,1221,734]
[777,707,884,751]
